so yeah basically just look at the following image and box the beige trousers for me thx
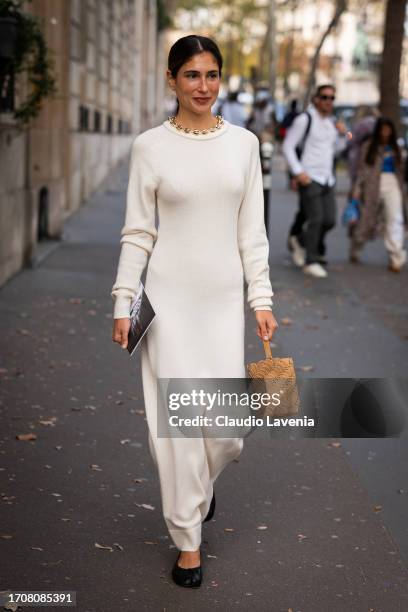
[379,173,407,268]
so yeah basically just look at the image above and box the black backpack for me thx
[294,111,312,160]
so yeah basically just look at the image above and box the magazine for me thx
[127,281,156,356]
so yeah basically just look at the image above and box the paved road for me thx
[0,156,407,611]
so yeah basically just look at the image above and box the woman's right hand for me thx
[112,318,131,349]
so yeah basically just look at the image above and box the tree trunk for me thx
[268,0,278,100]
[303,0,347,107]
[283,36,294,98]
[259,19,271,82]
[379,0,407,133]
[282,0,298,98]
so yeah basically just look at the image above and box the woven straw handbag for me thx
[246,340,300,418]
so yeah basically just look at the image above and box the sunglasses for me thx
[319,95,336,101]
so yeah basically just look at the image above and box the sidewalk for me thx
[0,158,407,611]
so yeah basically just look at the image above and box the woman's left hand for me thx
[255,310,278,341]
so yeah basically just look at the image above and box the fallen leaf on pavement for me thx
[94,542,113,552]
[16,433,37,441]
[136,503,155,511]
[373,505,382,512]
[281,317,292,326]
[39,417,57,426]
[224,528,235,532]
[18,328,32,335]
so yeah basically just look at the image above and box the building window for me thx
[79,105,89,131]
[38,187,49,241]
[106,114,112,133]
[94,110,101,132]
[0,62,15,113]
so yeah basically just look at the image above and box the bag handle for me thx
[263,340,272,359]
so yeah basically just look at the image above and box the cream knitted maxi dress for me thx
[111,118,274,551]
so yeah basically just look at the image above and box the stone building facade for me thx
[0,0,161,288]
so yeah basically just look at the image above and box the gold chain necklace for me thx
[168,114,224,135]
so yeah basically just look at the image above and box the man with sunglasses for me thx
[283,84,348,277]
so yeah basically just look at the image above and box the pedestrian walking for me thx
[259,130,274,233]
[346,105,378,188]
[282,84,348,278]
[111,34,277,589]
[246,90,275,138]
[350,117,408,272]
[219,90,247,127]
[246,92,275,234]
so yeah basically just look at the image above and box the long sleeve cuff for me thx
[113,296,132,319]
[250,296,273,310]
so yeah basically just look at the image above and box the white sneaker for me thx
[288,236,306,267]
[303,263,328,278]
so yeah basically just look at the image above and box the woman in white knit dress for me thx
[111,35,277,588]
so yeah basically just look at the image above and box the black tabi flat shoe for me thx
[203,492,216,522]
[171,552,202,588]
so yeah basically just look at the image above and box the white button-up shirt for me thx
[282,105,347,187]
